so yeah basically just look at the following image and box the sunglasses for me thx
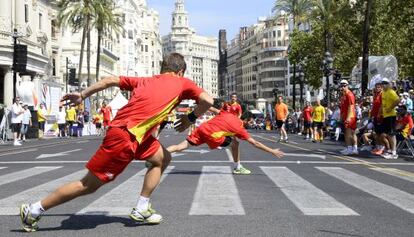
[339,84,348,87]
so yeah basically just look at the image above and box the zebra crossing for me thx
[0,165,413,217]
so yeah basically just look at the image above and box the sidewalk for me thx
[0,136,101,153]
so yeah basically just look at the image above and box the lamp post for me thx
[322,52,333,105]
[12,28,23,98]
[298,65,305,109]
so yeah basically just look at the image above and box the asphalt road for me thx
[0,130,413,237]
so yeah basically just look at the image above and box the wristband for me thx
[187,111,197,123]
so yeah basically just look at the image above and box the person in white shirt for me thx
[57,106,66,138]
[19,104,32,141]
[11,97,24,146]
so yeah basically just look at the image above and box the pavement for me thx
[0,130,413,237]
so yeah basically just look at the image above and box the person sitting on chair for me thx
[395,105,413,142]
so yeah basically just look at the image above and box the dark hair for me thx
[13,97,20,103]
[231,93,237,97]
[160,53,187,74]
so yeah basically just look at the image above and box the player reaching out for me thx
[19,53,214,232]
[168,101,284,160]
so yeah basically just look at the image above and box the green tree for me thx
[91,0,123,84]
[57,0,93,86]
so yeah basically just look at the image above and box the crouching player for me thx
[168,102,284,164]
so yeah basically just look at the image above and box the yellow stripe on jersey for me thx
[128,97,180,144]
[211,131,236,139]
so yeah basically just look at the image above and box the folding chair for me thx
[396,136,414,160]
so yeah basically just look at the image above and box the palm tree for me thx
[57,0,93,86]
[91,0,123,84]
[273,0,312,110]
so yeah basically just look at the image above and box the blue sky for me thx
[146,0,275,39]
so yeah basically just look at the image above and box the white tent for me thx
[108,92,128,117]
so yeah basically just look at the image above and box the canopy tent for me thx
[108,92,128,117]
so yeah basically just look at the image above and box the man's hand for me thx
[174,114,194,133]
[61,92,83,106]
[271,148,284,158]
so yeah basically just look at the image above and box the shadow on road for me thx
[10,214,158,232]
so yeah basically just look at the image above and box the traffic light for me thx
[68,68,78,86]
[14,44,27,72]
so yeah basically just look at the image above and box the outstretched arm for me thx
[246,137,284,158]
[61,76,120,105]
[209,107,221,115]
[167,140,190,153]
[175,92,214,132]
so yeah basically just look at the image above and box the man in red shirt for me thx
[167,107,284,161]
[302,101,313,140]
[19,53,214,232]
[228,93,242,118]
[395,105,413,141]
[370,83,389,155]
[100,101,112,133]
[339,80,358,155]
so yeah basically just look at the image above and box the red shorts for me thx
[86,127,160,183]
[103,120,111,127]
[344,117,357,130]
[187,127,224,149]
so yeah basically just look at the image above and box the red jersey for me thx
[371,92,382,119]
[110,75,204,143]
[189,111,250,149]
[340,90,356,121]
[100,106,112,122]
[397,114,413,138]
[302,106,313,121]
[228,102,242,117]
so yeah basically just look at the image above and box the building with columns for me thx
[162,0,219,98]
[0,0,60,107]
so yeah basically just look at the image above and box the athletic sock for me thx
[392,150,397,155]
[30,201,45,218]
[234,162,242,170]
[353,145,358,151]
[136,196,150,212]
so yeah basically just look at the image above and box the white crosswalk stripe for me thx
[262,167,358,216]
[0,167,6,170]
[317,167,414,214]
[189,166,245,215]
[0,169,87,215]
[77,166,174,216]
[371,168,414,183]
[0,166,62,187]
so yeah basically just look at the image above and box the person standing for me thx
[228,93,242,118]
[57,106,66,138]
[339,80,358,155]
[20,104,32,142]
[380,78,400,159]
[100,101,112,134]
[11,97,24,146]
[37,103,47,139]
[66,105,77,137]
[274,96,289,142]
[312,100,325,143]
[77,109,85,137]
[302,101,313,140]
[403,92,413,112]
[370,83,387,155]
[19,53,214,232]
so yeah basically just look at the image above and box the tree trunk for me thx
[96,29,102,83]
[361,0,373,95]
[78,27,87,85]
[86,16,91,87]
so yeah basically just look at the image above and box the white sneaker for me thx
[13,141,22,146]
[382,153,398,159]
[341,149,356,156]
[352,149,359,155]
[129,204,162,224]
[340,148,349,154]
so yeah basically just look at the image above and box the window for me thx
[52,58,56,76]
[145,45,148,52]
[128,30,133,39]
[38,13,42,30]
[25,4,29,23]
[277,30,281,37]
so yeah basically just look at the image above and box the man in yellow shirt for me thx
[380,78,400,159]
[37,103,47,139]
[66,105,77,137]
[312,99,325,143]
[274,96,289,142]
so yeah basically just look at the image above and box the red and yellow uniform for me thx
[100,106,112,127]
[228,102,242,117]
[371,92,382,119]
[187,111,250,149]
[87,75,204,182]
[340,90,357,130]
[397,114,413,138]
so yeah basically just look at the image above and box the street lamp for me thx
[322,51,334,105]
[12,28,24,98]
